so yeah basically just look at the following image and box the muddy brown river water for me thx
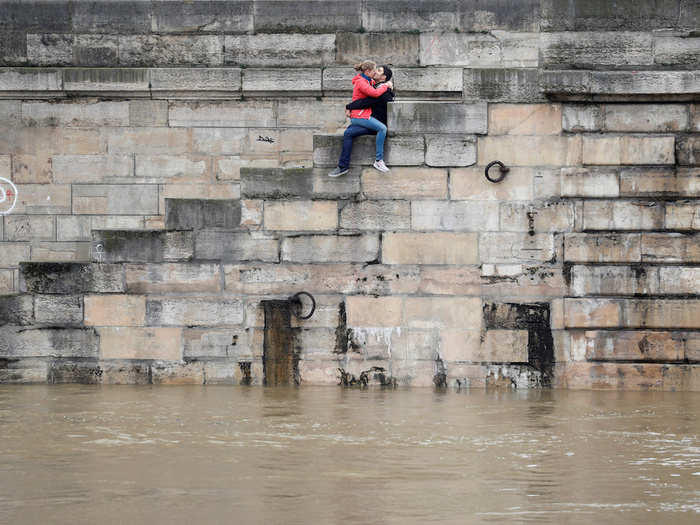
[0,385,699,524]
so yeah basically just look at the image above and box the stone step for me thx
[312,133,476,168]
[564,232,700,263]
[165,199,242,230]
[240,167,360,200]
[91,230,194,263]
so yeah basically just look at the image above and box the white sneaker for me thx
[373,159,390,173]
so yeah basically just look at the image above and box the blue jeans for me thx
[338,124,373,169]
[351,117,387,161]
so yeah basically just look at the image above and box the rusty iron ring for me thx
[485,160,509,183]
[290,291,316,320]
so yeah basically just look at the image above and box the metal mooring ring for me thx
[485,160,509,183]
[290,291,316,320]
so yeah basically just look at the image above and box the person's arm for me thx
[346,97,375,110]
[346,89,394,110]
[355,79,389,98]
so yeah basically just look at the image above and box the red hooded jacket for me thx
[349,73,389,119]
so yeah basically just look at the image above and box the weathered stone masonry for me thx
[0,1,699,389]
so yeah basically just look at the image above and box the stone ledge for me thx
[541,70,700,101]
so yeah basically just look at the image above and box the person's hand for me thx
[385,81,393,90]
[345,109,351,118]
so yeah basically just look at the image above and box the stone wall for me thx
[0,1,699,389]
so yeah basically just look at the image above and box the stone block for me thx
[665,202,700,230]
[125,263,220,294]
[643,233,700,265]
[4,215,54,241]
[425,135,477,167]
[150,68,242,97]
[135,154,209,183]
[0,357,47,384]
[562,105,604,132]
[0,31,26,65]
[388,101,487,134]
[677,136,700,166]
[488,104,562,135]
[588,71,700,96]
[165,199,241,230]
[340,201,410,231]
[51,155,133,183]
[500,201,575,233]
[84,295,145,327]
[21,101,129,127]
[12,184,71,215]
[225,263,420,296]
[564,233,641,263]
[570,265,660,297]
[56,216,146,242]
[72,34,119,67]
[463,68,544,103]
[169,100,275,128]
[346,296,403,327]
[411,201,499,231]
[72,1,151,33]
[281,234,379,263]
[312,134,425,167]
[0,269,14,295]
[118,35,223,67]
[92,230,193,263]
[451,166,535,200]
[477,135,581,166]
[151,361,205,385]
[361,167,447,200]
[382,232,478,265]
[582,200,664,230]
[654,35,700,66]
[98,327,182,360]
[241,167,360,200]
[0,295,34,326]
[11,154,53,184]
[624,300,700,329]
[564,298,621,328]
[25,33,72,66]
[254,0,362,32]
[146,297,244,327]
[420,31,538,68]
[561,167,620,198]
[0,243,30,267]
[191,129,247,156]
[363,1,459,31]
[34,295,82,325]
[151,0,254,33]
[0,68,62,92]
[183,328,249,360]
[336,32,419,66]
[0,102,21,127]
[620,168,700,197]
[478,330,529,362]
[0,155,9,179]
[404,297,482,330]
[438,329,480,362]
[322,67,462,95]
[277,99,348,132]
[72,184,159,215]
[580,330,685,362]
[264,200,337,231]
[541,32,653,69]
[194,231,279,262]
[479,233,555,263]
[0,326,98,358]
[19,262,124,294]
[692,104,700,132]
[129,100,168,127]
[584,135,676,165]
[658,267,700,295]
[540,0,682,31]
[103,127,191,154]
[63,68,149,92]
[243,69,321,95]
[605,104,689,132]
[224,34,334,67]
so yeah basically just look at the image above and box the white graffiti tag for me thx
[0,177,18,215]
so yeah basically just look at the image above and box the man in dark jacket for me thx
[328,65,394,177]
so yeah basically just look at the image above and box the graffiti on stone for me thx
[0,177,18,215]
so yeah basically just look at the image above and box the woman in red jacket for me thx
[349,61,393,172]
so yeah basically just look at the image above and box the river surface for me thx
[1,385,699,524]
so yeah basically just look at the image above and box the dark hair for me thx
[380,65,393,82]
